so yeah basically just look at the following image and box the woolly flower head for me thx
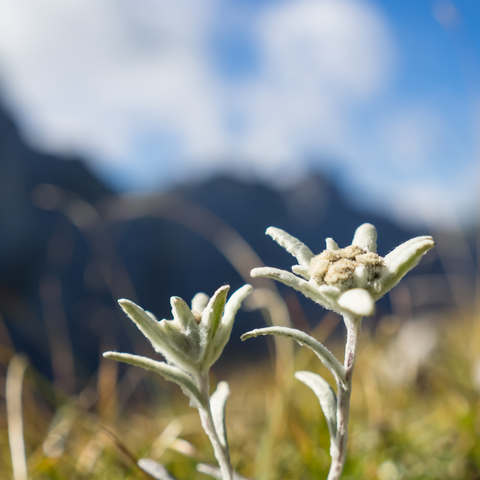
[106,284,252,376]
[251,224,434,318]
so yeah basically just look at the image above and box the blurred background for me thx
[0,0,479,479]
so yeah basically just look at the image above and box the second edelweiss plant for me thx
[242,223,434,480]
[104,284,252,480]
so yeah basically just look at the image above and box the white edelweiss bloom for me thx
[103,285,252,382]
[251,223,434,317]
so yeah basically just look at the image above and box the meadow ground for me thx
[1,305,479,480]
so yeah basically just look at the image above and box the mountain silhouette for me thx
[0,102,442,390]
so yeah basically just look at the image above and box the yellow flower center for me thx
[309,245,385,289]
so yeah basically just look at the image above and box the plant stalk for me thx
[197,374,234,480]
[327,314,362,480]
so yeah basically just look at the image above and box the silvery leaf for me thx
[250,267,333,311]
[118,299,195,370]
[159,320,200,368]
[210,381,230,449]
[337,288,375,317]
[170,296,199,335]
[201,286,229,347]
[138,458,177,480]
[352,223,377,253]
[295,371,337,439]
[222,284,253,331]
[375,236,435,298]
[191,292,209,314]
[317,285,341,300]
[292,264,311,280]
[266,227,315,266]
[118,299,168,351]
[325,238,339,251]
[103,352,205,407]
[201,285,253,370]
[353,264,367,288]
[241,326,346,387]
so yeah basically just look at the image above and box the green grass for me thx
[1,309,480,480]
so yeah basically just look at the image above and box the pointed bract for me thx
[266,227,315,266]
[103,352,204,407]
[375,236,435,299]
[222,284,253,329]
[251,266,330,309]
[118,299,165,349]
[201,286,229,348]
[292,264,311,279]
[118,299,195,370]
[160,320,201,368]
[326,238,339,251]
[317,285,342,300]
[352,223,377,253]
[171,297,198,331]
[353,264,367,288]
[200,285,252,371]
[191,292,209,314]
[337,288,375,317]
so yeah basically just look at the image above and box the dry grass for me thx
[1,307,479,480]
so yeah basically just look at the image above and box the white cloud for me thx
[0,0,224,162]
[223,0,395,178]
[0,0,393,164]
[1,0,471,228]
[256,0,392,98]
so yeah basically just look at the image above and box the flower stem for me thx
[327,314,362,480]
[197,374,234,480]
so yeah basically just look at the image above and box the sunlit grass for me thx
[1,306,479,480]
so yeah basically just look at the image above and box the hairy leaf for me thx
[266,227,315,266]
[103,352,204,407]
[241,326,345,387]
[138,459,177,480]
[295,371,337,438]
[210,381,230,449]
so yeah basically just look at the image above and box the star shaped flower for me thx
[104,284,252,406]
[244,224,434,480]
[251,223,435,317]
[105,285,252,480]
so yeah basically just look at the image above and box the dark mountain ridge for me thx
[0,102,448,389]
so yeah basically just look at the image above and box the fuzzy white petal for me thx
[337,288,375,316]
[353,264,367,288]
[376,236,435,298]
[191,292,209,314]
[266,227,315,266]
[292,264,311,279]
[251,267,333,311]
[352,223,377,253]
[325,238,339,250]
[317,285,342,299]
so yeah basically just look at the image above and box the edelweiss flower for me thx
[105,286,252,480]
[251,223,434,317]
[104,285,252,386]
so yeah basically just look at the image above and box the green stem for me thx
[327,315,362,480]
[197,374,234,480]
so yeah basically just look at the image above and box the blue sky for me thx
[0,0,478,228]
